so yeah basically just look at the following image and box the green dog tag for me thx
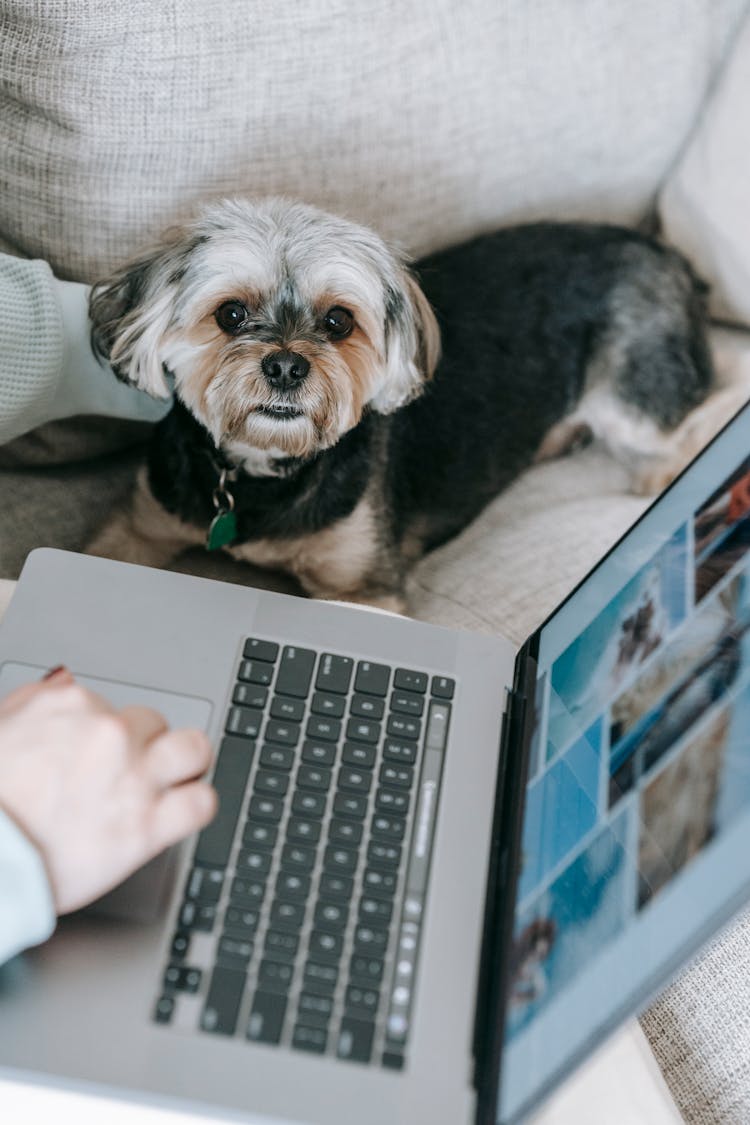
[206,509,237,551]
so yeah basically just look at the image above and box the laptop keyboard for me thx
[153,638,454,1070]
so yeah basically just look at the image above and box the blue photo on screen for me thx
[547,525,688,758]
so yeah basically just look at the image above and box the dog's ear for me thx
[89,240,183,399]
[370,269,440,414]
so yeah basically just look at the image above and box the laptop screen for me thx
[498,403,750,1123]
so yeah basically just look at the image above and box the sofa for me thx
[2,2,750,1120]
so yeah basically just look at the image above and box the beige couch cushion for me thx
[660,7,750,326]
[1,0,746,281]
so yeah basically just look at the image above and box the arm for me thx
[0,809,55,965]
[0,254,169,447]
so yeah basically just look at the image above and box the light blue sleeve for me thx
[0,254,170,447]
[0,809,56,964]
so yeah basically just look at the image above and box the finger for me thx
[118,705,169,749]
[148,780,218,854]
[0,668,76,717]
[145,729,213,789]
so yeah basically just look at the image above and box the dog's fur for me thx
[87,198,728,611]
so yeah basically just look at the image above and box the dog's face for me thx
[90,199,440,460]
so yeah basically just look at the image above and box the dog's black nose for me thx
[261,350,310,390]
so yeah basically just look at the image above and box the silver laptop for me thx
[1,400,749,1124]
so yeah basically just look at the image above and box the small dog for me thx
[87,198,721,612]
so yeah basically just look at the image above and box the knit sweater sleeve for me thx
[0,255,169,446]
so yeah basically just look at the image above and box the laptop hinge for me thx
[472,640,536,1125]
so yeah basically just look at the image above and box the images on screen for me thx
[506,446,750,1044]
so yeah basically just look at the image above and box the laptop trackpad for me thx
[0,662,213,924]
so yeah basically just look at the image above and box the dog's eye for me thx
[323,306,354,339]
[215,300,249,334]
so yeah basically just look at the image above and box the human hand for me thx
[0,669,217,914]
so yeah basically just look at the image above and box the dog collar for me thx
[206,460,239,551]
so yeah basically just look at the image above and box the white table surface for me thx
[0,576,682,1124]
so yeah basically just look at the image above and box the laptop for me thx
[0,400,749,1125]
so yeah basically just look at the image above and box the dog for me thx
[87,197,725,613]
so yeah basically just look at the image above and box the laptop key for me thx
[248,795,284,822]
[258,958,295,994]
[390,691,424,717]
[342,742,377,769]
[345,985,380,1018]
[297,764,332,791]
[338,766,372,794]
[163,964,202,993]
[170,931,190,960]
[359,896,393,925]
[315,653,353,695]
[394,669,427,694]
[270,695,305,722]
[217,937,254,970]
[237,848,272,877]
[276,871,311,900]
[318,872,353,901]
[371,814,406,841]
[367,841,402,868]
[223,907,261,938]
[350,694,385,719]
[275,646,316,698]
[333,793,368,819]
[296,991,334,1028]
[259,744,295,771]
[363,868,398,898]
[230,877,267,906]
[247,991,287,1045]
[270,900,306,931]
[232,682,268,709]
[237,659,275,686]
[382,738,417,765]
[301,740,336,767]
[185,865,223,904]
[386,714,421,740]
[337,1017,374,1063]
[375,788,410,816]
[345,718,381,744]
[264,929,300,963]
[303,960,339,995]
[292,790,327,818]
[243,638,279,663]
[195,736,254,867]
[311,691,346,718]
[201,966,246,1035]
[306,715,341,742]
[154,994,175,1024]
[286,817,322,845]
[308,930,344,963]
[323,845,359,874]
[353,925,389,955]
[349,955,385,985]
[242,821,278,849]
[430,675,455,700]
[314,900,349,931]
[179,901,217,932]
[226,707,261,739]
[280,843,317,872]
[354,661,390,697]
[379,763,414,789]
[264,719,301,747]
[328,819,363,846]
[253,770,289,797]
[293,1024,328,1053]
